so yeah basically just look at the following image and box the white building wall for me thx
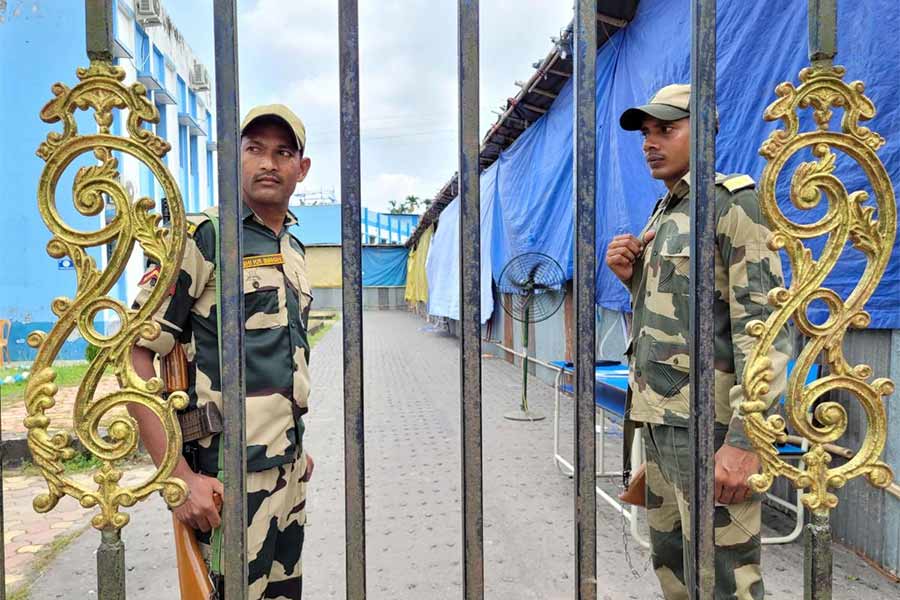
[101,0,217,329]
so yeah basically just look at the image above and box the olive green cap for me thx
[241,103,307,151]
[619,83,692,131]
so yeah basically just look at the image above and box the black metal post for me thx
[85,0,114,63]
[804,512,833,600]
[213,1,248,597]
[457,2,484,598]
[573,2,597,598]
[805,3,836,597]
[85,3,126,598]
[96,529,126,600]
[338,2,367,599]
[808,0,837,64]
[688,0,717,598]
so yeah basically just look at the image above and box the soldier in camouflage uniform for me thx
[130,104,315,599]
[606,84,791,600]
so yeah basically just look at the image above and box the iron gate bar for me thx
[338,1,367,598]
[85,3,129,598]
[688,0,717,597]
[572,1,597,598]
[457,1,485,598]
[808,0,837,65]
[805,2,837,598]
[213,1,249,596]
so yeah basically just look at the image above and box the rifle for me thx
[162,343,221,600]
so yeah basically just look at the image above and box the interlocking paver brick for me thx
[19,312,900,599]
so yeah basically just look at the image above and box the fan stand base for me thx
[504,409,546,422]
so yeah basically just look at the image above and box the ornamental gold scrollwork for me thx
[741,65,895,515]
[25,60,188,530]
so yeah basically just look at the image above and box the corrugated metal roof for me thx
[405,2,639,248]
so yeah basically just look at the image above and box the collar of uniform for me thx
[661,172,692,208]
[241,203,298,228]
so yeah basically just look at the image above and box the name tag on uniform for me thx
[243,253,284,269]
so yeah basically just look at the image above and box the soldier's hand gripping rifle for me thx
[162,344,223,600]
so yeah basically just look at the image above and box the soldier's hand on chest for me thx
[606,230,656,284]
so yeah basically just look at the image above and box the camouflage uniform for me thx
[134,204,313,599]
[625,173,791,600]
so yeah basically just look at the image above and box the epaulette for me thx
[717,174,755,193]
[185,207,217,236]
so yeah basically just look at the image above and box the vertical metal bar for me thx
[808,0,837,64]
[804,512,833,600]
[213,2,248,597]
[338,2,367,598]
[805,3,836,597]
[457,2,484,598]
[97,529,126,600]
[688,0,717,598]
[85,0,114,62]
[85,3,124,598]
[572,1,597,598]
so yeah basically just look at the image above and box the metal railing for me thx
[6,2,895,600]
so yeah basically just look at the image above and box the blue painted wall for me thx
[292,204,419,246]
[0,1,97,361]
[1,1,216,362]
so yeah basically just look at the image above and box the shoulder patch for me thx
[720,174,755,193]
[185,211,212,237]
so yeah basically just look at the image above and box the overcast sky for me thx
[166,1,574,213]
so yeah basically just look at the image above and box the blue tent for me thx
[428,0,900,328]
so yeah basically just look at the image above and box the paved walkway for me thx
[15,311,900,598]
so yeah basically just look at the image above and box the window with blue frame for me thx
[135,23,150,74]
[206,111,215,205]
[190,136,199,211]
[178,76,187,112]
[156,102,168,166]
[177,76,190,209]
[189,91,198,119]
[153,46,165,83]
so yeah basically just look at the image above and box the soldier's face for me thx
[640,116,690,188]
[241,120,311,207]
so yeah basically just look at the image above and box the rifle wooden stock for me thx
[165,343,216,599]
[173,513,215,599]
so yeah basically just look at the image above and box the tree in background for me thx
[388,195,431,214]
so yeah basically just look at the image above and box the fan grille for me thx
[498,252,566,323]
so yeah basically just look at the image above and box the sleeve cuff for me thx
[135,325,177,357]
[724,415,754,451]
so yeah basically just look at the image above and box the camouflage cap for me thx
[241,103,307,152]
[619,83,692,131]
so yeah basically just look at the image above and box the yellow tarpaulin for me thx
[404,224,433,304]
[305,246,343,288]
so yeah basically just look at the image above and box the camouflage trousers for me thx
[199,449,308,599]
[642,424,763,600]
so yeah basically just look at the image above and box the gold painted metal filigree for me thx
[741,65,895,515]
[25,60,188,530]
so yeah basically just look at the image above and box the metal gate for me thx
[4,0,896,599]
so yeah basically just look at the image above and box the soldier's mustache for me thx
[255,173,283,183]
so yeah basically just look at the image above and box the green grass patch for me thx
[20,451,105,477]
[0,363,97,408]
[309,316,338,349]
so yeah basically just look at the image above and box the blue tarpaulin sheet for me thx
[362,247,409,287]
[425,165,497,321]
[429,0,900,328]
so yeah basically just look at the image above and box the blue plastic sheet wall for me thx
[362,246,409,287]
[461,0,900,328]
